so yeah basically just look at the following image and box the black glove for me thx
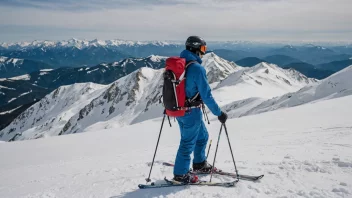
[218,111,228,123]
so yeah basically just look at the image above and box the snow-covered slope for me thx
[0,83,107,141]
[235,65,352,117]
[59,67,164,135]
[202,52,242,83]
[0,95,351,198]
[1,53,247,140]
[0,56,53,78]
[213,62,317,105]
[0,56,24,65]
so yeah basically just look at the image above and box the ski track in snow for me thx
[1,96,352,198]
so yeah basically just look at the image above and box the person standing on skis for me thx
[173,36,228,183]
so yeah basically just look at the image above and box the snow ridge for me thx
[0,83,107,141]
[0,39,181,50]
[59,67,164,135]
[226,65,352,118]
[202,52,242,83]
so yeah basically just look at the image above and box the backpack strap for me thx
[179,61,196,82]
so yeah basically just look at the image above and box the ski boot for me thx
[193,160,217,173]
[173,172,199,184]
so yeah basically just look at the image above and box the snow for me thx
[87,68,100,74]
[18,90,32,97]
[148,55,168,62]
[0,58,321,141]
[10,58,21,65]
[0,56,7,62]
[0,83,107,140]
[0,56,24,66]
[8,74,30,81]
[0,39,181,50]
[0,95,351,198]
[7,97,17,103]
[212,62,316,106]
[234,65,352,118]
[40,69,53,72]
[202,53,242,84]
[0,54,351,197]
[0,85,15,90]
[39,71,50,76]
[0,105,22,115]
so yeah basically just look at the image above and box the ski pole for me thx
[223,123,239,181]
[210,124,223,182]
[206,139,213,160]
[167,115,172,127]
[202,104,210,124]
[145,111,166,183]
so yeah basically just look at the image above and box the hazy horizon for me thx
[1,0,352,43]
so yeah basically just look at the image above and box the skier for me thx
[173,36,228,183]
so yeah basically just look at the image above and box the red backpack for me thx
[162,57,197,117]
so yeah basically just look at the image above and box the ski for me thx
[138,178,236,189]
[162,162,264,181]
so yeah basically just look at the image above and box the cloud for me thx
[0,0,351,42]
[0,0,286,11]
[0,0,198,10]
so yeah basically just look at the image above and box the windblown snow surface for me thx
[0,95,352,198]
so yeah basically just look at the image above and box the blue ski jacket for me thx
[180,50,221,116]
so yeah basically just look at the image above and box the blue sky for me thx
[1,0,351,42]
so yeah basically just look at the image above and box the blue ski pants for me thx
[174,108,209,175]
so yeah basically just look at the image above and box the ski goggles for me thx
[200,45,207,55]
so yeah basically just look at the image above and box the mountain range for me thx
[0,54,319,141]
[0,56,53,78]
[0,55,167,130]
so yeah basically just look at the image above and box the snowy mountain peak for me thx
[0,56,24,65]
[234,65,352,119]
[0,39,181,50]
[56,67,165,135]
[202,52,242,83]
[147,55,168,62]
[213,62,317,103]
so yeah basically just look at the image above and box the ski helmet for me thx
[185,36,207,55]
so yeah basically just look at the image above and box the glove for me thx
[218,111,228,123]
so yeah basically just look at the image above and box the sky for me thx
[0,0,352,43]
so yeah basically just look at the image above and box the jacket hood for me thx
[180,50,203,64]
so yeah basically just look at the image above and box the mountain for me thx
[0,39,181,50]
[225,65,352,118]
[316,59,352,72]
[0,83,107,141]
[202,52,242,83]
[283,62,334,79]
[0,53,242,140]
[269,44,351,65]
[331,45,352,55]
[213,62,317,105]
[3,46,130,68]
[0,55,167,131]
[0,56,53,78]
[1,39,183,68]
[1,91,351,197]
[0,68,165,140]
[0,60,317,141]
[235,57,266,67]
[211,49,252,62]
[263,55,302,66]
